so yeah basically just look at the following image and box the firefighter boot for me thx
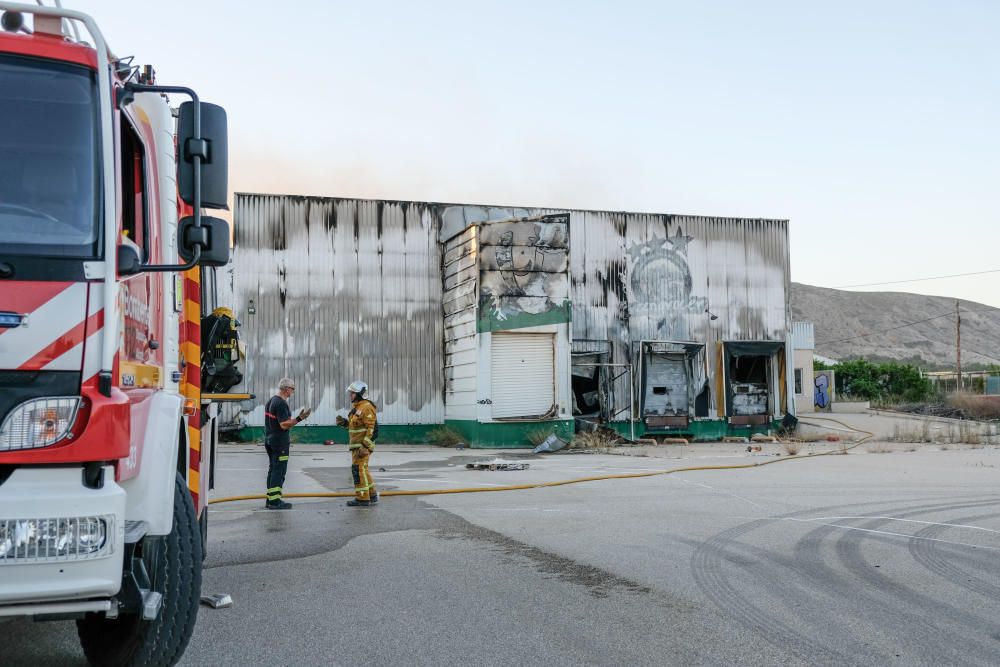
[266,500,293,510]
[346,499,371,507]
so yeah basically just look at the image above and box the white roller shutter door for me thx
[491,333,555,419]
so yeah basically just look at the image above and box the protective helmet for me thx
[347,380,368,397]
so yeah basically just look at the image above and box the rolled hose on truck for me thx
[208,417,875,505]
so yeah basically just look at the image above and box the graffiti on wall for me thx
[478,215,570,329]
[627,228,708,338]
[814,370,834,412]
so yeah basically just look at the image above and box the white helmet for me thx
[347,380,368,397]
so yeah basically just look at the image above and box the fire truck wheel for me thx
[76,472,203,667]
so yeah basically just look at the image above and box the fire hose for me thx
[208,417,874,505]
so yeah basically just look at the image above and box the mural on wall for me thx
[814,369,834,412]
[627,227,708,339]
[478,214,570,331]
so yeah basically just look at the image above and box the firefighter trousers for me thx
[351,447,376,501]
[265,443,290,504]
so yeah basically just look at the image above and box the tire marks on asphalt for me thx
[691,497,1000,665]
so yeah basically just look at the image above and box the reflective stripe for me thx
[363,437,375,447]
[278,455,289,461]
[267,487,282,493]
[348,428,367,434]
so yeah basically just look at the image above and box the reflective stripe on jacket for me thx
[348,399,377,450]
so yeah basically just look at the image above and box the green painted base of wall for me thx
[444,419,575,449]
[236,418,780,447]
[236,424,445,445]
[603,419,783,442]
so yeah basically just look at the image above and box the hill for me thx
[790,283,1000,369]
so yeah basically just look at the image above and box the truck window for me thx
[120,116,147,258]
[0,55,100,258]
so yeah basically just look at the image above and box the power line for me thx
[815,311,955,345]
[918,337,1000,365]
[832,268,1000,289]
[813,306,1000,347]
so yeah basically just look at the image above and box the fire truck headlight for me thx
[0,397,80,451]
[0,516,112,562]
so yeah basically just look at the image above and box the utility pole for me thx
[956,301,962,391]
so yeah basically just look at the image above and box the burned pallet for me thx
[465,459,530,471]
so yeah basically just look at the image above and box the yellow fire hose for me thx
[208,417,874,506]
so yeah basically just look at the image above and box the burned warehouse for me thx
[227,194,794,447]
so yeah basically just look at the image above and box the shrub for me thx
[834,359,932,403]
[571,430,621,450]
[428,427,464,447]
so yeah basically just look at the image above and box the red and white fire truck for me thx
[0,3,236,664]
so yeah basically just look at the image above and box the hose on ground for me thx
[209,418,876,506]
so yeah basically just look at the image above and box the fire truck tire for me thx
[76,472,203,667]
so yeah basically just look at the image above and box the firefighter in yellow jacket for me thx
[336,380,379,507]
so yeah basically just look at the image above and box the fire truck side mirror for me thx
[117,244,143,276]
[177,101,228,210]
[178,216,230,267]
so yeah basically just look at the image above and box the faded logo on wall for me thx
[627,228,708,338]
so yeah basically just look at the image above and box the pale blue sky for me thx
[73,0,999,306]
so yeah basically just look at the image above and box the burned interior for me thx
[724,341,786,426]
[639,342,708,431]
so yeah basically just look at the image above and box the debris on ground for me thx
[723,436,749,444]
[466,459,530,471]
[892,397,1000,422]
[200,594,233,609]
[751,434,777,443]
[533,434,569,454]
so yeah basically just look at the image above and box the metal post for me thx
[628,367,635,442]
[956,301,962,390]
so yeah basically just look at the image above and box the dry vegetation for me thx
[570,430,623,450]
[888,419,987,447]
[427,426,464,447]
[865,441,893,454]
[782,441,802,456]
[947,392,1000,421]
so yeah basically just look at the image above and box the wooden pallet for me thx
[465,460,530,471]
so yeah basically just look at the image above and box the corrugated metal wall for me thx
[792,321,815,350]
[442,225,477,420]
[232,195,444,426]
[233,196,789,427]
[569,212,790,417]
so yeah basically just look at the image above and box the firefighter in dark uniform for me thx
[263,377,310,509]
[336,380,378,507]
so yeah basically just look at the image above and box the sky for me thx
[65,0,1000,307]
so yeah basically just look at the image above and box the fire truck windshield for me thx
[0,55,100,258]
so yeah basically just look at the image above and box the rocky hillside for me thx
[791,283,1000,369]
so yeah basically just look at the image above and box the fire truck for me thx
[0,3,237,664]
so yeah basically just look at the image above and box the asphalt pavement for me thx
[4,440,1000,666]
